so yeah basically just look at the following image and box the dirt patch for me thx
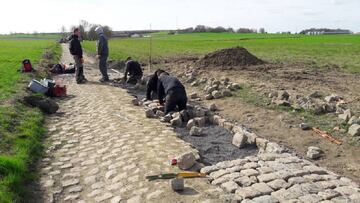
[108,60,126,70]
[162,60,360,183]
[175,126,258,165]
[197,46,264,68]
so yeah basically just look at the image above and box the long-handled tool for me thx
[146,172,207,181]
[312,127,342,145]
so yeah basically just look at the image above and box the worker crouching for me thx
[157,70,187,114]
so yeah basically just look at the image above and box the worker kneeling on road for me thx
[157,70,187,114]
[145,69,162,101]
[124,57,143,85]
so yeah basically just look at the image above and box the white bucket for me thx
[28,79,49,94]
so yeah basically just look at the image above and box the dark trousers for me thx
[73,56,84,82]
[165,88,187,114]
[99,56,109,80]
[127,74,142,85]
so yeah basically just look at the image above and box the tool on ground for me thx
[312,127,342,145]
[146,172,207,181]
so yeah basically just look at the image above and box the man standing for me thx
[95,26,110,82]
[69,28,87,84]
[124,57,143,85]
[157,70,187,114]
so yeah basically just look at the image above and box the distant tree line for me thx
[62,20,113,41]
[176,25,266,34]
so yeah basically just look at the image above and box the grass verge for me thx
[0,41,61,203]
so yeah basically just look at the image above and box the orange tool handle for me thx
[177,172,207,178]
[312,128,342,145]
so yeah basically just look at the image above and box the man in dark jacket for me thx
[145,69,163,101]
[69,28,87,84]
[95,26,110,82]
[157,70,187,114]
[124,57,143,85]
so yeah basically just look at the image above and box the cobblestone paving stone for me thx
[202,152,360,202]
[36,45,225,203]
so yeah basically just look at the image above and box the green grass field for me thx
[83,32,360,72]
[0,38,60,202]
[0,34,61,40]
[0,40,59,100]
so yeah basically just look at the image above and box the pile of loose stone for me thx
[137,99,217,130]
[202,78,241,100]
[178,66,241,100]
[270,91,360,137]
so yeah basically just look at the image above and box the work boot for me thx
[99,78,110,83]
[77,80,85,84]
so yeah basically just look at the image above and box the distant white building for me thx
[131,34,142,38]
[303,29,352,35]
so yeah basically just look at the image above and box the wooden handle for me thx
[177,172,207,178]
[312,128,342,145]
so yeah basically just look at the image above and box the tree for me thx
[87,24,113,41]
[194,25,207,32]
[78,20,91,40]
[87,25,99,41]
[102,26,112,39]
[227,28,235,33]
[210,26,227,33]
[60,26,67,38]
[259,28,266,34]
[237,28,255,33]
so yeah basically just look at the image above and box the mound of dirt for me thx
[197,46,264,67]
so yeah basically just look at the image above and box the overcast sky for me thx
[1,0,359,34]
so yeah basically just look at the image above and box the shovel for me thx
[146,172,207,181]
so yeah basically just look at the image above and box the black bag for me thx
[44,80,56,97]
[64,67,75,74]
[50,64,64,74]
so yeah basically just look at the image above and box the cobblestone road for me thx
[36,45,224,203]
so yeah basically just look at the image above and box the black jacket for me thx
[124,60,143,78]
[69,34,83,58]
[157,75,185,104]
[146,74,158,100]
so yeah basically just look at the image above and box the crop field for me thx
[83,32,360,72]
[0,38,60,202]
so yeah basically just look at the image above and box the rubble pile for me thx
[269,91,360,137]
